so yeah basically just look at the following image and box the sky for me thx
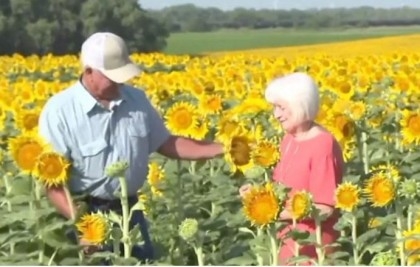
[141,0,420,10]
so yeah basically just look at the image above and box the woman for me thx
[240,72,344,265]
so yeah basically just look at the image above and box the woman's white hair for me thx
[264,72,320,124]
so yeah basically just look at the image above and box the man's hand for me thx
[79,239,102,255]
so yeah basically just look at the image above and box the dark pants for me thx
[80,196,154,263]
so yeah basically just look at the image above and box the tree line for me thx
[0,0,169,56]
[150,4,420,32]
[1,1,420,56]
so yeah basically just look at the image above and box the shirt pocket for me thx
[127,115,150,155]
[79,138,108,177]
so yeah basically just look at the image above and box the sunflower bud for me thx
[370,251,398,266]
[398,179,420,200]
[244,165,265,180]
[105,161,129,178]
[178,218,198,242]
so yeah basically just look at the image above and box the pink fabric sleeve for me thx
[308,138,343,207]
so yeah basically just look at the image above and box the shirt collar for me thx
[76,77,127,114]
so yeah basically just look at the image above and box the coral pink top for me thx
[272,130,344,265]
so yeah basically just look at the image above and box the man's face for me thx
[84,68,120,100]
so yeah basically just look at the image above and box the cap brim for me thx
[101,63,142,83]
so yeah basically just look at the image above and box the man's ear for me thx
[84,67,93,75]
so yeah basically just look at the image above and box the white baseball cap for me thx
[80,32,141,83]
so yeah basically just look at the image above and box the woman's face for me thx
[273,99,296,132]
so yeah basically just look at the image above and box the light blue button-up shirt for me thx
[38,80,170,199]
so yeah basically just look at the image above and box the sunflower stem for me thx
[176,159,186,263]
[31,180,45,264]
[193,245,205,266]
[3,173,15,255]
[63,186,75,221]
[256,228,264,266]
[315,218,325,266]
[361,132,369,174]
[351,213,359,265]
[396,205,406,266]
[189,161,196,175]
[47,248,58,266]
[407,204,413,231]
[118,175,131,259]
[293,218,300,261]
[209,159,214,177]
[268,225,278,266]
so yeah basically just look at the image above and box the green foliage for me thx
[0,0,169,55]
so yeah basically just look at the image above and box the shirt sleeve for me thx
[308,140,343,207]
[38,104,71,158]
[145,99,171,154]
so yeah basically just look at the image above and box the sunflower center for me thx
[17,143,43,170]
[248,194,279,225]
[372,180,394,205]
[174,109,193,128]
[230,137,251,166]
[408,115,420,134]
[41,157,63,177]
[338,191,357,205]
[23,114,39,131]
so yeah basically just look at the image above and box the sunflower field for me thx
[1,35,420,265]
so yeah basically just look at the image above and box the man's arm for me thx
[142,94,224,160]
[38,103,75,220]
[45,186,77,220]
[157,135,224,160]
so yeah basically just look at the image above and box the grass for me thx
[163,25,420,54]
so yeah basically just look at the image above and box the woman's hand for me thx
[239,184,252,198]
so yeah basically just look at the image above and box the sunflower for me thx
[198,94,223,115]
[251,139,279,168]
[165,102,199,137]
[215,115,246,143]
[224,131,256,173]
[370,163,401,182]
[76,212,109,246]
[289,190,313,220]
[147,162,165,197]
[243,183,281,227]
[8,133,45,173]
[332,113,356,141]
[368,217,382,229]
[364,172,396,207]
[400,109,420,145]
[348,101,367,120]
[33,151,70,187]
[403,226,420,265]
[13,107,41,133]
[335,182,360,212]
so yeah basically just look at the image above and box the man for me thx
[38,32,224,261]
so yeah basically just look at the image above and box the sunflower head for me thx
[8,133,45,173]
[363,172,396,208]
[76,212,109,246]
[402,227,420,265]
[370,250,398,266]
[165,102,199,136]
[251,139,279,168]
[105,161,129,178]
[242,182,282,228]
[335,182,361,212]
[147,162,165,197]
[400,109,420,145]
[398,179,420,200]
[178,218,199,242]
[224,131,256,173]
[289,190,313,220]
[33,151,71,187]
